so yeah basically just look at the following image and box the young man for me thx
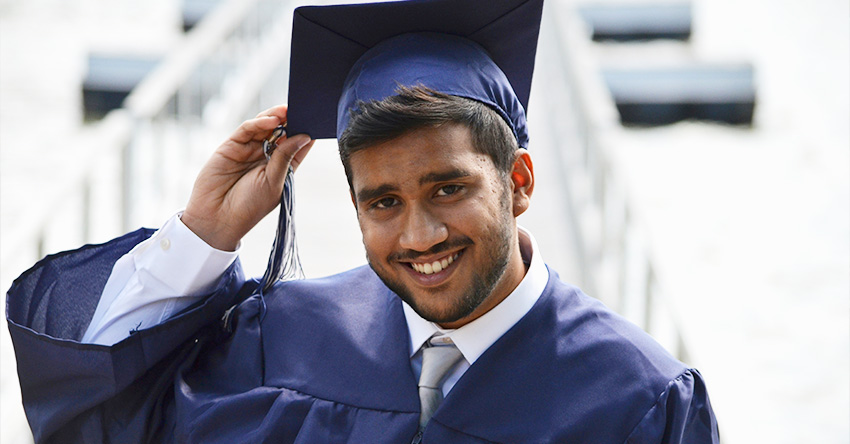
[7,1,718,443]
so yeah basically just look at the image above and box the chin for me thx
[369,257,508,326]
[404,294,478,325]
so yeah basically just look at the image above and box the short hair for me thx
[338,85,518,190]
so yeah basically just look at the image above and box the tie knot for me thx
[419,343,464,389]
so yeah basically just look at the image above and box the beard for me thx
[365,191,515,325]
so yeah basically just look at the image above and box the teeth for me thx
[411,253,459,275]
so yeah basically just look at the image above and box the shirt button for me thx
[160,238,171,251]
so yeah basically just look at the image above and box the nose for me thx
[398,204,448,252]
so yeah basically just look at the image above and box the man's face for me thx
[349,123,527,328]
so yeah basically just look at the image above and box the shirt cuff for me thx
[132,213,239,296]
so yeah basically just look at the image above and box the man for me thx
[7,1,719,443]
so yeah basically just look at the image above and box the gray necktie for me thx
[418,340,464,429]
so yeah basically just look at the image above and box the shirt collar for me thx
[403,226,549,364]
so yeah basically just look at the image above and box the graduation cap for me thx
[261,0,545,292]
[286,0,545,148]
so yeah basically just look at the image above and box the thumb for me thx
[266,134,313,187]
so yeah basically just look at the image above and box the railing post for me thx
[121,121,138,232]
[82,178,92,243]
[644,265,654,333]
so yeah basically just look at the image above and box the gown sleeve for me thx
[83,214,238,345]
[5,228,248,443]
[624,369,720,444]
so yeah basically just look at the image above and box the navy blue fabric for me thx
[6,229,248,443]
[7,233,719,443]
[337,33,529,148]
[286,0,543,143]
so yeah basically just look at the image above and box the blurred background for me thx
[1,0,847,442]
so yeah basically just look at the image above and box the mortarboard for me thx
[261,0,545,292]
[286,0,544,148]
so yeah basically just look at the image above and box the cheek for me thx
[449,193,504,225]
[358,219,394,255]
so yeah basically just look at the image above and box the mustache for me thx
[389,236,474,262]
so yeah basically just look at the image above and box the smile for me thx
[409,252,461,275]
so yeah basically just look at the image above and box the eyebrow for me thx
[355,169,473,204]
[356,184,399,204]
[418,169,472,186]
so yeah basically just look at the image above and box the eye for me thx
[372,197,399,209]
[435,184,463,197]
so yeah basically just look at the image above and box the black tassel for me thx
[260,166,304,293]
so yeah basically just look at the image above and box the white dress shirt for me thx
[82,216,549,396]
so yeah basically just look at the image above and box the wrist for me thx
[179,211,240,252]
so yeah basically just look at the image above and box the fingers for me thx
[224,105,312,189]
[228,103,294,145]
[229,115,282,145]
[265,134,313,186]
[289,139,315,172]
[256,104,288,120]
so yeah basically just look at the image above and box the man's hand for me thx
[182,105,315,251]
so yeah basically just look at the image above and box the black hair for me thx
[338,85,518,189]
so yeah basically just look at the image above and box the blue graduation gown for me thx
[7,229,719,443]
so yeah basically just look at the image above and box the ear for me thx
[510,149,534,217]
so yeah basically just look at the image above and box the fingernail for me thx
[294,134,312,149]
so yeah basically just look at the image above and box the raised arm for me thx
[81,106,314,344]
[6,106,314,442]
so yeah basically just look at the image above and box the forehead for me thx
[348,124,493,191]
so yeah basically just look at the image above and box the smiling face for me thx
[349,123,532,328]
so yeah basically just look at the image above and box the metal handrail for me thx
[0,0,295,276]
[124,0,263,118]
[545,1,693,362]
